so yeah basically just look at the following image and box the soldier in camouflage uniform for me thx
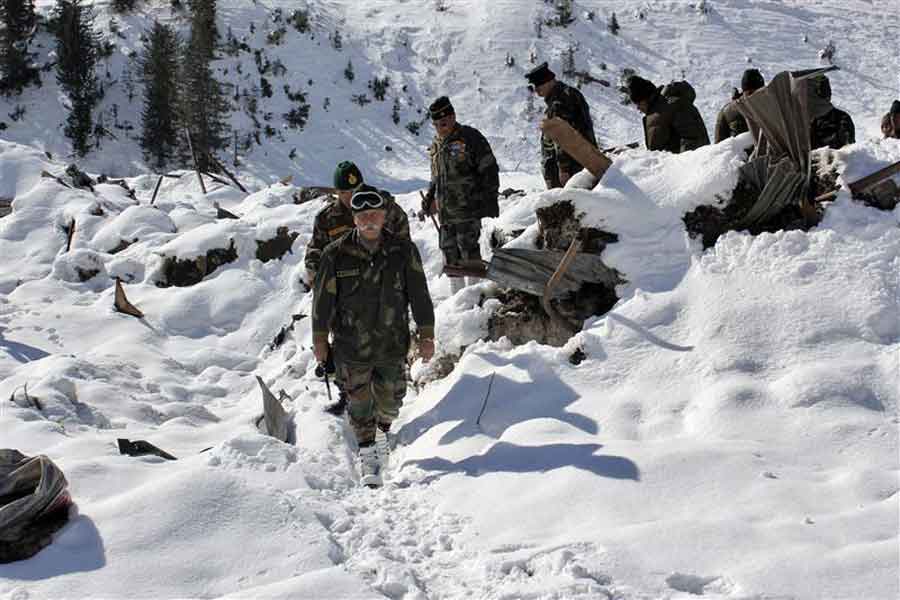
[312,187,434,487]
[525,62,597,189]
[808,75,855,150]
[422,96,499,295]
[304,161,410,287]
[627,75,710,153]
[715,69,765,143]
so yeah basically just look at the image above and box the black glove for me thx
[314,350,336,378]
[421,192,435,216]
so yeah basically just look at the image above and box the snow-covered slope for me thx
[1,1,898,599]
[2,0,898,185]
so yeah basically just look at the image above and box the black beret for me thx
[333,160,363,190]
[627,75,657,103]
[525,62,555,87]
[741,68,765,91]
[890,100,900,116]
[428,96,455,120]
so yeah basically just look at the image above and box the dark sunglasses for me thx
[350,190,385,211]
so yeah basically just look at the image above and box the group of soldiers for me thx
[305,60,897,487]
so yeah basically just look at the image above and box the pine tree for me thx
[343,59,354,82]
[140,21,180,170]
[0,0,38,94]
[54,0,101,156]
[187,0,217,60]
[178,0,229,172]
[608,12,620,35]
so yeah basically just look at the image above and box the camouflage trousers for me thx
[336,361,407,445]
[439,219,482,268]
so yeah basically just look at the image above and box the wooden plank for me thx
[150,175,164,205]
[184,128,208,194]
[540,117,612,179]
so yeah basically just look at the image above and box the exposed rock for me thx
[75,267,100,282]
[158,241,238,287]
[256,226,299,262]
[108,239,135,255]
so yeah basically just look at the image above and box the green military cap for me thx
[333,161,363,190]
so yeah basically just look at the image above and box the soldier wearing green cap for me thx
[304,161,410,287]
[312,186,435,488]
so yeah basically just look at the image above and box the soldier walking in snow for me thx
[626,75,710,153]
[715,69,765,143]
[525,62,597,189]
[808,74,855,150]
[422,96,499,296]
[312,186,435,487]
[305,161,411,416]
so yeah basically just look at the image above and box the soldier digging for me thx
[421,96,500,295]
[525,61,597,189]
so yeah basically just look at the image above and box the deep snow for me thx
[1,1,898,599]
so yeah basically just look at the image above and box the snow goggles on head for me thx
[350,189,385,212]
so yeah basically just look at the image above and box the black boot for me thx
[324,392,347,416]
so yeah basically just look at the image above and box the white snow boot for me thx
[375,426,391,470]
[357,444,382,488]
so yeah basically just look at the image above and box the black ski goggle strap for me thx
[350,189,385,211]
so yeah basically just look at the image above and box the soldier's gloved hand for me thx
[419,338,435,363]
[421,191,435,216]
[313,340,329,364]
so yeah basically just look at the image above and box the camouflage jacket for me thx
[541,81,597,187]
[810,107,855,150]
[428,123,500,224]
[312,230,434,365]
[643,83,710,153]
[304,191,410,276]
[714,100,749,143]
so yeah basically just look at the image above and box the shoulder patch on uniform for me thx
[328,225,351,237]
[336,268,360,278]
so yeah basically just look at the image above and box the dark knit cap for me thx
[525,62,555,87]
[627,75,657,103]
[741,68,765,91]
[333,161,363,191]
[428,96,455,120]
[890,100,900,116]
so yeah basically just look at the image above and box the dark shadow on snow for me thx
[0,513,106,580]
[404,441,640,484]
[0,331,51,364]
[400,370,597,446]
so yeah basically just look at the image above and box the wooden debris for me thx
[150,175,164,205]
[541,238,583,335]
[114,278,144,318]
[184,129,208,194]
[64,219,76,252]
[541,117,612,179]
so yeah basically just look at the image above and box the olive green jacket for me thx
[312,230,434,365]
[428,123,500,224]
[643,83,710,153]
[304,190,409,276]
